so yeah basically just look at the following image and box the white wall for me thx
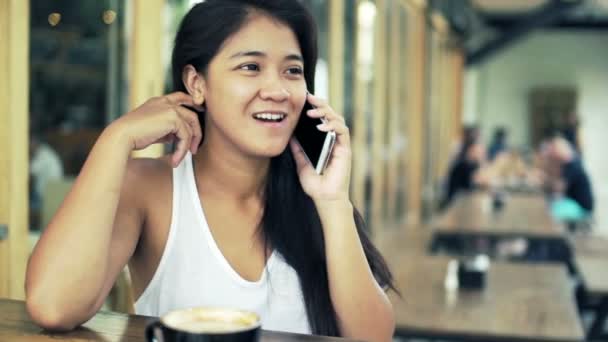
[466,30,608,233]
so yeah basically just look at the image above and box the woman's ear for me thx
[182,64,206,106]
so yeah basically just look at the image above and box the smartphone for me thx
[294,100,336,175]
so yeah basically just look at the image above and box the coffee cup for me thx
[145,307,261,342]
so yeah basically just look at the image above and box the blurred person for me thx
[531,139,561,189]
[440,140,490,210]
[29,128,64,230]
[25,1,395,341]
[448,124,480,166]
[463,125,481,145]
[488,127,507,161]
[547,135,594,216]
[489,149,528,188]
[561,113,581,155]
[442,124,482,198]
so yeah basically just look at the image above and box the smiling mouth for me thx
[252,113,286,123]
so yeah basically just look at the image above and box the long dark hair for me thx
[171,0,395,336]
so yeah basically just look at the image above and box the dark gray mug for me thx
[145,307,261,342]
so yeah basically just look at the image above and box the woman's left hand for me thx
[290,92,351,203]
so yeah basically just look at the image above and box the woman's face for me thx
[202,14,307,158]
[467,143,486,163]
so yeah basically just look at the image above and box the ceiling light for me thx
[48,13,61,27]
[103,10,116,24]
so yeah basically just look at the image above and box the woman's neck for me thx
[193,134,269,203]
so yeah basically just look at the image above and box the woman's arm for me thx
[315,200,395,342]
[26,92,202,331]
[290,93,394,342]
[25,125,143,331]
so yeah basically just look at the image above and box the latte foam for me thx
[162,308,260,334]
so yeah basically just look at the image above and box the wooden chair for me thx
[107,267,135,314]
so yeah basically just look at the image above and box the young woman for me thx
[26,1,396,341]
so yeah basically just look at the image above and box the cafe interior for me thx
[1,0,607,341]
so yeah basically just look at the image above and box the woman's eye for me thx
[239,64,260,72]
[286,67,303,75]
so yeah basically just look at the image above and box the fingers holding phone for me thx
[290,92,352,202]
[304,93,350,149]
[293,94,336,175]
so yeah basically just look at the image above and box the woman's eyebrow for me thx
[285,54,304,63]
[229,50,303,62]
[230,50,265,59]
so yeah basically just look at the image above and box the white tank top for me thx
[134,153,311,334]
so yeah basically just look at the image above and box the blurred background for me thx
[1,0,607,340]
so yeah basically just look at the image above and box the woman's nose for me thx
[259,80,290,102]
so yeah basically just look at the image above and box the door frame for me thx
[0,0,30,300]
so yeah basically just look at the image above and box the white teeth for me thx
[254,113,285,121]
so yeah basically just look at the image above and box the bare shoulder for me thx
[124,156,173,188]
[126,155,172,176]
[122,156,174,207]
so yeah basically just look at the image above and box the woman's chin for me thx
[253,144,289,158]
[264,147,289,158]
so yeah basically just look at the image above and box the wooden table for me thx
[0,299,359,342]
[372,225,432,257]
[576,256,608,296]
[569,234,608,258]
[574,256,608,340]
[433,192,564,239]
[431,192,568,261]
[387,255,584,342]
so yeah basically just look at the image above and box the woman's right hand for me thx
[111,91,204,167]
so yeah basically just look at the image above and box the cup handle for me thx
[145,320,164,342]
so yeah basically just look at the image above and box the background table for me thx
[431,192,569,262]
[433,192,564,239]
[574,255,608,340]
[386,255,584,342]
[569,234,608,258]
